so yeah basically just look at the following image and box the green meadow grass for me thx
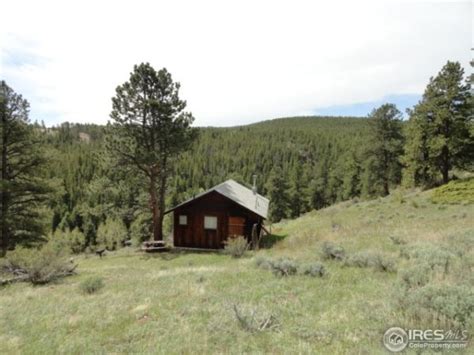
[1,187,473,354]
[431,177,474,205]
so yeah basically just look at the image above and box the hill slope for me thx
[1,181,472,353]
[43,116,373,244]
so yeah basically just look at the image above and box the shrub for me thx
[268,258,299,277]
[80,276,104,294]
[393,192,406,204]
[1,244,77,285]
[343,251,373,268]
[96,218,128,250]
[321,242,345,261]
[402,285,474,327]
[343,251,396,272]
[130,213,152,246]
[256,257,327,278]
[400,264,432,289]
[388,235,407,245]
[232,304,280,332]
[49,228,86,254]
[299,262,326,277]
[372,254,397,272]
[224,236,249,258]
[254,256,272,269]
[401,244,453,273]
[446,231,474,258]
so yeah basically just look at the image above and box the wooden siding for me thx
[173,191,261,249]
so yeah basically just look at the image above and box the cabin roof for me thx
[165,179,269,219]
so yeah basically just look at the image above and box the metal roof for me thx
[165,179,269,219]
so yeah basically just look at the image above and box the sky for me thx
[0,0,472,127]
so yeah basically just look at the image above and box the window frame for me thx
[204,215,218,230]
[179,215,188,226]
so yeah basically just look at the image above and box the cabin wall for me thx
[173,191,261,249]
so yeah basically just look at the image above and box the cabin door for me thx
[203,215,220,249]
[228,216,246,237]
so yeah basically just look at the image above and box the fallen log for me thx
[0,263,78,286]
[0,275,29,286]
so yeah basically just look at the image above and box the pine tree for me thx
[288,163,306,218]
[107,63,196,240]
[362,103,404,196]
[403,61,473,186]
[341,152,361,200]
[266,166,290,222]
[0,81,49,255]
[306,158,329,210]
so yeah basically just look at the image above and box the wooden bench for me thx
[141,241,169,252]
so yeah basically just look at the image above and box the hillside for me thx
[42,116,374,245]
[1,181,472,353]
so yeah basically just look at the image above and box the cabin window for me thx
[179,215,187,225]
[204,216,217,230]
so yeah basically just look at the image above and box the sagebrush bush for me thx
[446,231,474,258]
[298,263,326,277]
[254,256,272,269]
[401,244,453,273]
[321,242,345,261]
[400,264,432,289]
[1,244,77,285]
[80,277,104,294]
[389,235,407,245]
[224,236,249,257]
[401,285,474,327]
[343,251,372,268]
[256,257,327,278]
[343,251,396,272]
[372,254,397,272]
[263,258,299,277]
[410,200,419,208]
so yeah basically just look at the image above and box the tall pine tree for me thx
[288,163,306,218]
[266,166,290,222]
[362,103,404,197]
[403,61,473,186]
[0,81,49,255]
[107,63,196,241]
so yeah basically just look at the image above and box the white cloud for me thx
[0,0,471,126]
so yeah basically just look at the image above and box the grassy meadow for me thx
[1,182,473,354]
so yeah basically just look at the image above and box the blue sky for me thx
[1,0,471,127]
[314,94,421,118]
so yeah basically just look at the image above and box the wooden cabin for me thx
[165,179,269,249]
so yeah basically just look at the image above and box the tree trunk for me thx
[149,169,163,241]
[442,165,449,184]
[382,151,390,196]
[0,111,8,256]
[157,157,167,241]
[441,146,450,184]
[383,179,389,196]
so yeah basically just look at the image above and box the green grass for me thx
[431,177,474,205]
[1,186,473,353]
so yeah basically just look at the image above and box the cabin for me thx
[165,179,269,249]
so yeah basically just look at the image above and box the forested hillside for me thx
[1,60,471,255]
[40,116,373,247]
